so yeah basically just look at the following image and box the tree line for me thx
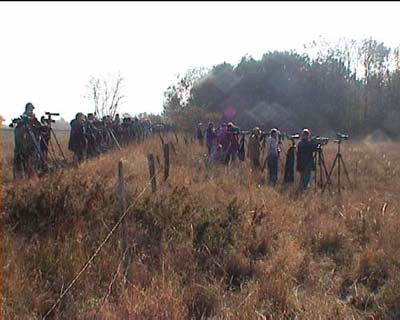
[162,37,400,138]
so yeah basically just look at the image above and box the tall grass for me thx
[2,131,400,319]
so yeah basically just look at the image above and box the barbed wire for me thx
[42,164,164,320]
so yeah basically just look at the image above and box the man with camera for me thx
[296,128,320,191]
[11,103,44,178]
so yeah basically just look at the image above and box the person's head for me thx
[270,128,278,139]
[208,122,213,128]
[198,122,203,127]
[76,112,85,122]
[301,128,311,140]
[25,102,35,115]
[40,115,46,124]
[115,114,120,120]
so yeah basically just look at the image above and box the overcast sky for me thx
[1,1,399,124]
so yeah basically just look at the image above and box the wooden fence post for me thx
[147,154,157,193]
[163,143,170,181]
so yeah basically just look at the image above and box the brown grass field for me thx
[1,128,400,319]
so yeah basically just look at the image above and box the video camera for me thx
[312,136,329,146]
[9,117,23,128]
[287,133,300,140]
[337,132,349,140]
[45,112,60,117]
[43,111,60,124]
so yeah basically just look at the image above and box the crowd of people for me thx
[9,102,169,179]
[197,121,321,191]
[10,102,323,192]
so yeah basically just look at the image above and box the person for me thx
[247,127,261,171]
[266,128,281,186]
[86,113,101,157]
[206,122,217,155]
[13,102,43,178]
[225,122,240,164]
[68,112,88,162]
[196,123,204,146]
[296,128,319,191]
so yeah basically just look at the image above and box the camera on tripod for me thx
[9,117,23,128]
[312,136,329,146]
[43,112,60,125]
[287,133,300,140]
[336,132,349,141]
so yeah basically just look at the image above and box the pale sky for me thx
[1,1,399,124]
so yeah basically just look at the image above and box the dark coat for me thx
[68,119,87,153]
[296,138,319,172]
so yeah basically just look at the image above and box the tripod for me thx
[322,139,353,194]
[44,112,68,166]
[313,146,332,192]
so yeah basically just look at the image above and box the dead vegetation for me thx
[1,129,400,319]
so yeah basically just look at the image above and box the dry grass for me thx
[1,128,400,319]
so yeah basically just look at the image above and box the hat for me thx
[227,122,234,127]
[270,128,278,135]
[25,102,34,110]
[301,128,311,137]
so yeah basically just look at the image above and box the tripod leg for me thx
[320,151,332,194]
[51,128,67,162]
[322,154,338,194]
[339,155,353,190]
[313,152,317,190]
[27,127,49,171]
[338,153,341,194]
[319,151,323,189]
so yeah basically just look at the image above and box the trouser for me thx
[267,155,278,186]
[207,143,214,155]
[299,167,313,191]
[225,148,238,164]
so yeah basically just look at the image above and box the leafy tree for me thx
[163,37,400,138]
